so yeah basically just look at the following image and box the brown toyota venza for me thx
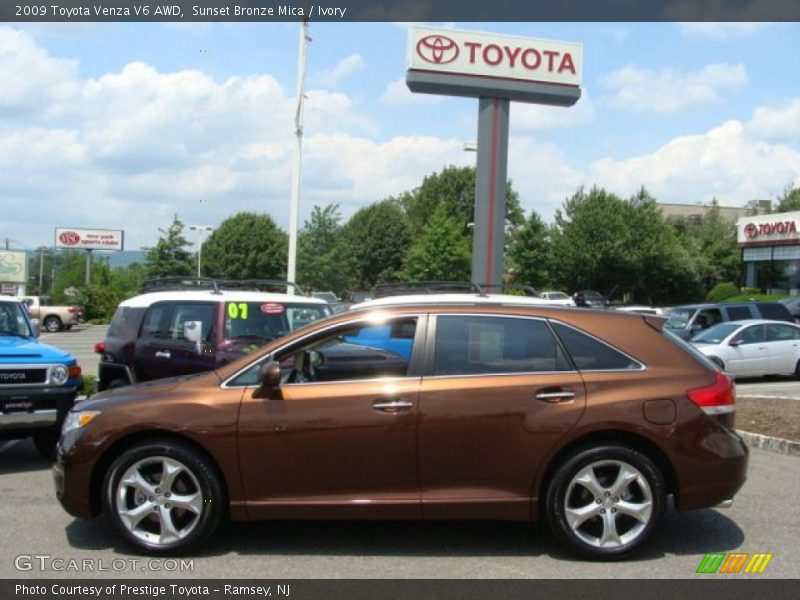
[54,301,748,559]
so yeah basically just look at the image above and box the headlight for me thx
[60,411,101,452]
[50,365,68,385]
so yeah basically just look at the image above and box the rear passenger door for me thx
[765,323,800,374]
[417,314,586,519]
[135,301,217,381]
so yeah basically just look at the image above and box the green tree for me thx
[297,204,350,294]
[144,215,194,278]
[202,212,287,280]
[339,200,412,289]
[404,204,471,281]
[398,165,524,239]
[775,184,800,212]
[507,209,551,288]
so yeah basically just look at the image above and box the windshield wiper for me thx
[0,331,30,337]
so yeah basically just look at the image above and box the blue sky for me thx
[1,21,798,252]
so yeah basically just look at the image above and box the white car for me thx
[690,319,800,378]
[539,291,576,306]
[615,305,664,316]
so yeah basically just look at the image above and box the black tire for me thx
[795,360,800,381]
[33,431,59,459]
[104,439,224,555]
[43,316,62,332]
[545,444,665,560]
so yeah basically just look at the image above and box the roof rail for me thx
[142,277,220,294]
[141,277,306,295]
[479,283,541,297]
[372,281,486,298]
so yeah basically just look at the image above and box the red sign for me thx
[58,231,81,246]
[260,303,285,315]
[744,221,797,239]
[416,35,460,65]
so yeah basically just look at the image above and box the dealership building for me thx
[737,211,800,295]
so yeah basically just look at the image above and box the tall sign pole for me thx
[287,19,310,295]
[406,27,582,287]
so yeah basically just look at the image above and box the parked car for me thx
[572,290,608,308]
[539,291,576,306]
[615,305,664,316]
[55,300,747,559]
[312,291,339,303]
[0,297,81,457]
[16,295,84,332]
[664,301,793,340]
[690,319,800,378]
[780,297,800,323]
[95,278,331,392]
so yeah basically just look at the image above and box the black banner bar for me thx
[3,0,800,23]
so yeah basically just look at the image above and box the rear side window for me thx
[767,323,800,341]
[107,307,145,340]
[432,316,571,376]
[725,305,753,321]
[551,322,641,371]
[757,302,792,321]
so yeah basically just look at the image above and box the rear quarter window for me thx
[550,322,641,371]
[757,302,792,321]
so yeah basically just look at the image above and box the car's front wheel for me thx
[104,439,224,555]
[545,444,665,560]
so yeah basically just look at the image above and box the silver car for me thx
[690,319,800,378]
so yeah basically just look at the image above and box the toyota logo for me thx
[743,223,758,239]
[59,231,81,246]
[416,35,459,65]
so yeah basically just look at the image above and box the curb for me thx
[736,429,800,457]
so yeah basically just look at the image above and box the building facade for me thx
[737,211,800,295]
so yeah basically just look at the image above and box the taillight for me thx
[687,371,736,416]
[94,342,106,354]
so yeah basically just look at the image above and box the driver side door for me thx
[235,314,427,519]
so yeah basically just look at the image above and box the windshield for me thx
[224,302,331,341]
[665,308,695,330]
[691,323,740,344]
[0,302,33,337]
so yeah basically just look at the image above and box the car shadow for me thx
[0,439,53,475]
[64,504,745,561]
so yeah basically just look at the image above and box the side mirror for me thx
[183,320,203,353]
[253,361,282,400]
[729,339,744,347]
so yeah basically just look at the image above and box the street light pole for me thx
[188,225,214,278]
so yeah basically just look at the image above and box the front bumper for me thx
[0,385,77,436]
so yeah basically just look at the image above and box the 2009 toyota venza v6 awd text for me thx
[53,300,748,560]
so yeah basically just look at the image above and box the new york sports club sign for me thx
[408,27,583,89]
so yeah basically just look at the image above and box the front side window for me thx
[224,302,331,343]
[167,303,216,341]
[732,325,766,345]
[551,322,641,371]
[229,317,418,387]
[432,316,570,376]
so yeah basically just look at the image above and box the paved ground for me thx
[39,325,108,381]
[737,379,800,400]
[0,440,797,579]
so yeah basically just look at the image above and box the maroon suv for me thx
[54,301,747,559]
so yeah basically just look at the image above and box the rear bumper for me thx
[675,427,749,511]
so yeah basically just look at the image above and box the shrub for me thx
[706,282,739,303]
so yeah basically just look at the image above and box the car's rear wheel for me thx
[43,316,62,332]
[104,440,224,555]
[795,359,800,380]
[545,444,665,560]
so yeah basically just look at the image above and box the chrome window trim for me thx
[220,312,425,389]
[429,313,579,377]
[547,319,647,372]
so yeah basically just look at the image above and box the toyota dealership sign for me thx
[55,227,124,251]
[737,212,800,246]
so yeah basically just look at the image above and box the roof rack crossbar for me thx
[141,277,306,295]
[372,281,486,298]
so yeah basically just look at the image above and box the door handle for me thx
[155,350,171,359]
[535,390,576,403]
[372,397,413,412]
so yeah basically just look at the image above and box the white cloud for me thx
[512,90,595,131]
[746,98,800,143]
[678,22,767,39]
[589,120,800,205]
[379,77,443,105]
[311,53,365,86]
[602,63,747,113]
